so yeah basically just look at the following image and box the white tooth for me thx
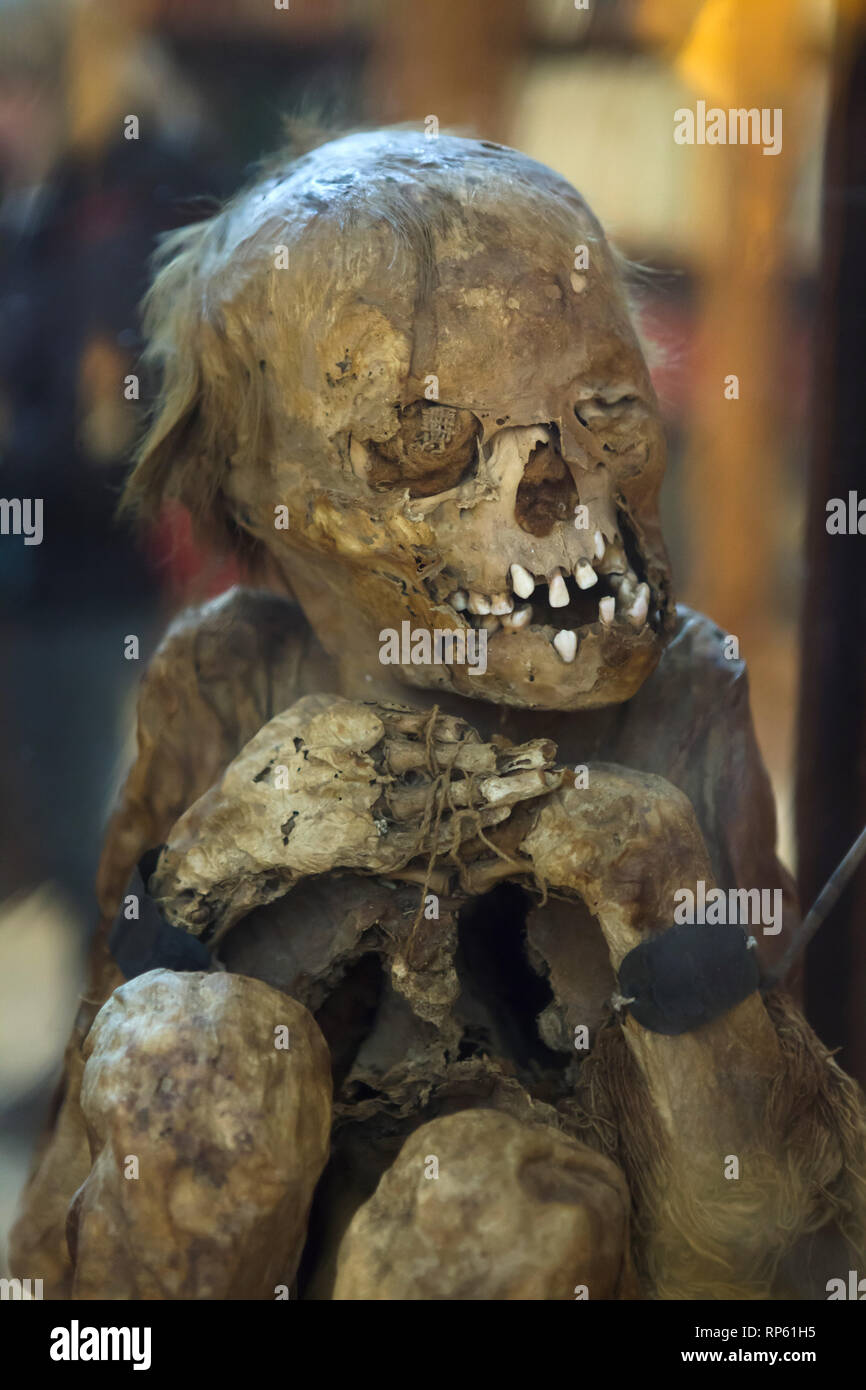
[468,591,491,615]
[451,590,469,611]
[480,615,501,633]
[593,528,606,561]
[349,436,370,479]
[553,629,577,663]
[574,559,598,591]
[599,596,615,626]
[626,582,650,629]
[489,592,513,615]
[502,603,532,630]
[510,563,535,600]
[548,569,569,608]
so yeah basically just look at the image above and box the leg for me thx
[333,1108,634,1300]
[68,969,331,1299]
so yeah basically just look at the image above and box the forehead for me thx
[244,135,651,435]
[406,221,648,426]
[293,207,648,439]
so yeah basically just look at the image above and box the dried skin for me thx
[525,895,616,1052]
[521,766,716,962]
[69,969,331,1300]
[11,597,844,1301]
[12,121,856,1302]
[333,1109,635,1300]
[9,593,335,1297]
[123,131,671,712]
[521,772,866,1297]
[150,695,561,943]
[7,1046,90,1299]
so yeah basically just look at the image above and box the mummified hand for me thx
[149,694,562,946]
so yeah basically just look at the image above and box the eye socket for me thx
[573,394,649,455]
[574,394,642,428]
[368,401,481,497]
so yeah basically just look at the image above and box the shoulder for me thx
[630,604,753,732]
[603,602,770,848]
[153,586,319,687]
[658,605,748,690]
[96,588,333,919]
[144,586,335,724]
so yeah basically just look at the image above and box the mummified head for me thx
[126,127,674,710]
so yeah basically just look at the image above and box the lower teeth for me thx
[553,629,577,663]
[502,604,532,630]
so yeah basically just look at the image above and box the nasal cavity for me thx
[514,443,577,537]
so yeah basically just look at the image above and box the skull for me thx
[131,129,674,710]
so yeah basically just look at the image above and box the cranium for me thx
[130,128,674,710]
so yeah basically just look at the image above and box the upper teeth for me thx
[510,563,535,599]
[548,569,569,608]
[574,559,597,590]
[445,537,652,639]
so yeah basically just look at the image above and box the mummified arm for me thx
[520,767,866,1298]
[149,694,563,945]
[599,608,800,970]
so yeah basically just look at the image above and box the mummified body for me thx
[12,130,866,1300]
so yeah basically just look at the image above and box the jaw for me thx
[274,520,670,715]
[435,618,664,710]
[337,604,664,711]
[392,582,666,711]
[403,492,672,711]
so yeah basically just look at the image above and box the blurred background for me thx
[0,0,864,1270]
